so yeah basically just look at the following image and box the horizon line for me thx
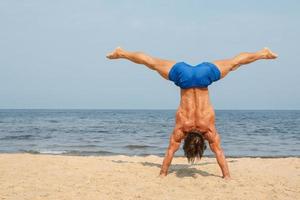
[0,108,299,111]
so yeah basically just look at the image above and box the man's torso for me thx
[175,88,216,140]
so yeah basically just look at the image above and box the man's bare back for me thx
[176,88,215,137]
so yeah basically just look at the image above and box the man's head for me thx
[183,131,206,163]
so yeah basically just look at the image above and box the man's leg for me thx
[107,47,176,80]
[213,47,278,78]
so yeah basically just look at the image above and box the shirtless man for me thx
[106,47,278,179]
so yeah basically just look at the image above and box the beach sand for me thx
[0,154,299,200]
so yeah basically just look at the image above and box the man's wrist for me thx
[159,169,167,176]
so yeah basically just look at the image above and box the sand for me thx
[0,154,299,200]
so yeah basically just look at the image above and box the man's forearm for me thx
[215,150,230,178]
[160,150,174,176]
[160,131,181,176]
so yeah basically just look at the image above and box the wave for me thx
[88,125,105,129]
[16,149,300,158]
[65,144,99,148]
[20,149,66,154]
[0,134,34,140]
[75,129,109,133]
[124,145,153,149]
[22,150,40,154]
[40,150,67,154]
[0,134,52,140]
[20,149,114,156]
[48,120,59,123]
[89,130,109,133]
[64,150,114,155]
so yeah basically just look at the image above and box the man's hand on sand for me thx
[223,175,231,181]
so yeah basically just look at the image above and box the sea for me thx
[0,109,299,157]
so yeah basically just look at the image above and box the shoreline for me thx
[1,152,300,159]
[0,154,299,200]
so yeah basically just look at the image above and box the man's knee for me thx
[228,58,240,71]
[143,57,159,69]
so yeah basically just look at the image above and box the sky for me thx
[0,0,299,109]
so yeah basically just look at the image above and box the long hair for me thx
[183,132,206,163]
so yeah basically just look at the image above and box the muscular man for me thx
[106,47,277,179]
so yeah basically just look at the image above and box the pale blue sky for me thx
[0,0,299,109]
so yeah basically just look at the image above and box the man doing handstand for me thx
[107,47,277,179]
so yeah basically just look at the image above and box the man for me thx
[106,47,277,179]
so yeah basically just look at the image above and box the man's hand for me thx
[158,172,167,178]
[223,175,231,180]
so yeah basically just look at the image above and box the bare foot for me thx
[261,47,278,59]
[106,47,123,59]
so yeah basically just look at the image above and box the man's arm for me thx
[208,131,231,179]
[159,129,182,176]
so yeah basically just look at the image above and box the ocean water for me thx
[0,109,299,157]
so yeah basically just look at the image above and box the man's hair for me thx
[183,132,206,163]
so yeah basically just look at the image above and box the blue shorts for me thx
[168,62,221,89]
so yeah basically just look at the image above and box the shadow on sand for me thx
[111,159,237,178]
